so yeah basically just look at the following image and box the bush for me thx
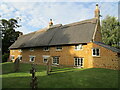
[2,53,9,62]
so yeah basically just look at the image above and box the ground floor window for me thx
[11,55,15,60]
[74,57,84,67]
[43,55,50,63]
[29,56,35,62]
[18,55,22,61]
[53,56,59,65]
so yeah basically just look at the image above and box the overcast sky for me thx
[0,0,119,34]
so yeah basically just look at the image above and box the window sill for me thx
[92,56,100,58]
[56,50,62,51]
[75,49,83,51]
[52,64,59,65]
[43,50,49,52]
[30,51,34,52]
[29,61,35,62]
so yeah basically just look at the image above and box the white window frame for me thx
[18,55,22,61]
[56,46,62,51]
[43,47,49,51]
[43,55,50,63]
[92,48,100,56]
[11,55,15,60]
[52,56,59,65]
[29,55,36,62]
[74,57,84,67]
[29,48,34,51]
[18,49,22,52]
[75,44,82,50]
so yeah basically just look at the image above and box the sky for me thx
[0,0,119,34]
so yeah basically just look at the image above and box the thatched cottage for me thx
[9,4,120,70]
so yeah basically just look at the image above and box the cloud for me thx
[0,2,118,34]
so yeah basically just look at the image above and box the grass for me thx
[1,62,119,88]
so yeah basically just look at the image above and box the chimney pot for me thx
[94,4,100,19]
[49,19,53,26]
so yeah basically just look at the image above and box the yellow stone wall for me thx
[9,42,119,70]
[9,43,93,68]
[92,43,119,70]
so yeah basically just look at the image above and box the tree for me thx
[101,15,120,48]
[0,18,22,62]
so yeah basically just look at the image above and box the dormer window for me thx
[56,46,62,51]
[43,47,49,51]
[29,48,34,51]
[75,44,82,50]
[18,49,22,52]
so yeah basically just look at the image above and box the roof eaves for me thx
[93,41,120,53]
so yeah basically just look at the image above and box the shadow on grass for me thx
[2,68,118,88]
[2,62,47,74]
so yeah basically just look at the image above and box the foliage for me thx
[0,18,22,62]
[2,53,9,62]
[101,15,120,48]
[1,62,118,88]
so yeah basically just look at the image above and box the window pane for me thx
[57,59,59,64]
[43,47,49,51]
[78,59,80,65]
[80,44,82,49]
[53,56,59,64]
[20,57,22,60]
[75,45,77,49]
[75,59,77,66]
[81,58,83,63]
[44,59,47,62]
[56,46,62,50]
[96,49,99,56]
[93,49,95,55]
[30,57,35,61]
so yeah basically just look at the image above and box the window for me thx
[29,56,35,62]
[74,57,83,67]
[18,55,22,61]
[75,44,82,50]
[18,49,22,52]
[43,55,50,63]
[29,48,34,51]
[92,48,100,56]
[11,55,15,60]
[53,56,59,65]
[43,47,49,51]
[56,46,62,51]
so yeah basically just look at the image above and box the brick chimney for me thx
[94,4,100,19]
[48,19,53,28]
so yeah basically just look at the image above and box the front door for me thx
[74,57,84,68]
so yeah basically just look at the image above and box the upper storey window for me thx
[56,46,62,51]
[18,49,22,52]
[43,47,49,51]
[29,48,34,51]
[92,48,100,56]
[75,44,82,50]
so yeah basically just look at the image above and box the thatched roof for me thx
[9,18,97,49]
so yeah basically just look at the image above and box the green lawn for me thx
[1,62,119,88]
